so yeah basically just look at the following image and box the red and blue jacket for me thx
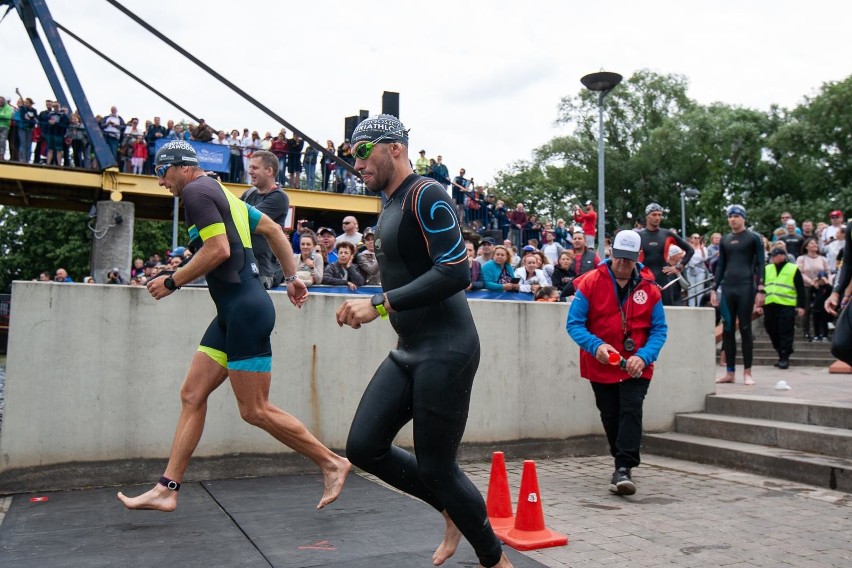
[566,260,667,384]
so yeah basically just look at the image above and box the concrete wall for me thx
[0,282,715,492]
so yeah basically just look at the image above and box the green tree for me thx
[765,75,852,226]
[0,207,93,289]
[493,70,852,240]
[495,70,703,234]
[0,206,182,291]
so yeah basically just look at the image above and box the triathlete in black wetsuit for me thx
[710,205,765,385]
[118,141,349,514]
[336,116,511,568]
[638,203,694,306]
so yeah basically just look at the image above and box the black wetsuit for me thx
[713,230,765,372]
[639,228,694,306]
[345,174,503,567]
[183,176,271,372]
[832,222,852,295]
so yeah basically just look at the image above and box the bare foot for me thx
[433,510,462,566]
[479,551,514,568]
[744,373,755,386]
[117,484,177,512]
[716,372,735,384]
[317,456,351,510]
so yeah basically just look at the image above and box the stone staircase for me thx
[645,394,852,492]
[723,315,836,367]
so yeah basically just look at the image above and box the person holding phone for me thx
[482,245,521,292]
[294,233,323,286]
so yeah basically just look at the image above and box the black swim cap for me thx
[155,140,199,167]
[351,114,409,146]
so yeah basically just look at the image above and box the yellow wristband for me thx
[374,302,389,319]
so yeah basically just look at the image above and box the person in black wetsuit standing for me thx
[335,115,513,568]
[710,205,766,385]
[638,203,694,306]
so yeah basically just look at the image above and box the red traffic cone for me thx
[495,460,567,550]
[486,452,515,530]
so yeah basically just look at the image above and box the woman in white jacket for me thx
[686,234,711,307]
[514,253,548,295]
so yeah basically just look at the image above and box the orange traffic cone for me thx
[486,452,515,530]
[495,460,568,551]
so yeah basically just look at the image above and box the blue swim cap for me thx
[727,204,747,218]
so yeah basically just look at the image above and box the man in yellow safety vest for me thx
[758,246,805,370]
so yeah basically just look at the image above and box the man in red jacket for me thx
[566,229,668,496]
[573,200,597,248]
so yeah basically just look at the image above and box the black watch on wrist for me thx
[164,276,180,291]
[371,292,388,319]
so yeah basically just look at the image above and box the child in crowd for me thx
[534,286,560,302]
[131,137,148,175]
[811,271,833,342]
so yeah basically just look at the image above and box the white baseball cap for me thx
[612,230,641,261]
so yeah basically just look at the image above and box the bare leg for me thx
[229,369,350,509]
[118,352,228,511]
[433,510,462,566]
[743,368,755,386]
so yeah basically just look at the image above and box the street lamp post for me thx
[581,71,622,258]
[679,188,700,237]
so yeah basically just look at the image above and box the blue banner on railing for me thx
[154,139,230,173]
[273,285,536,301]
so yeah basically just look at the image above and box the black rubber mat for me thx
[1,473,549,567]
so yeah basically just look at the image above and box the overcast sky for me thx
[2,0,850,183]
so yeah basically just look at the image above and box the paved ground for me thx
[464,455,852,568]
[2,366,851,567]
[713,363,852,404]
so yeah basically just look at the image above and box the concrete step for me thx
[706,394,852,429]
[675,413,852,459]
[751,356,835,367]
[643,432,852,492]
[751,343,833,355]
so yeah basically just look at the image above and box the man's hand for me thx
[826,292,840,316]
[662,265,680,275]
[755,290,765,308]
[594,343,619,364]
[710,290,719,307]
[795,307,805,318]
[624,355,646,379]
[146,273,174,300]
[286,279,308,308]
[336,298,379,329]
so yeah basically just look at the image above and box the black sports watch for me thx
[164,276,180,291]
[371,292,388,319]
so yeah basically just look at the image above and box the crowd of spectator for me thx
[31,202,848,344]
[9,96,844,338]
[36,248,194,287]
[1,96,366,194]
